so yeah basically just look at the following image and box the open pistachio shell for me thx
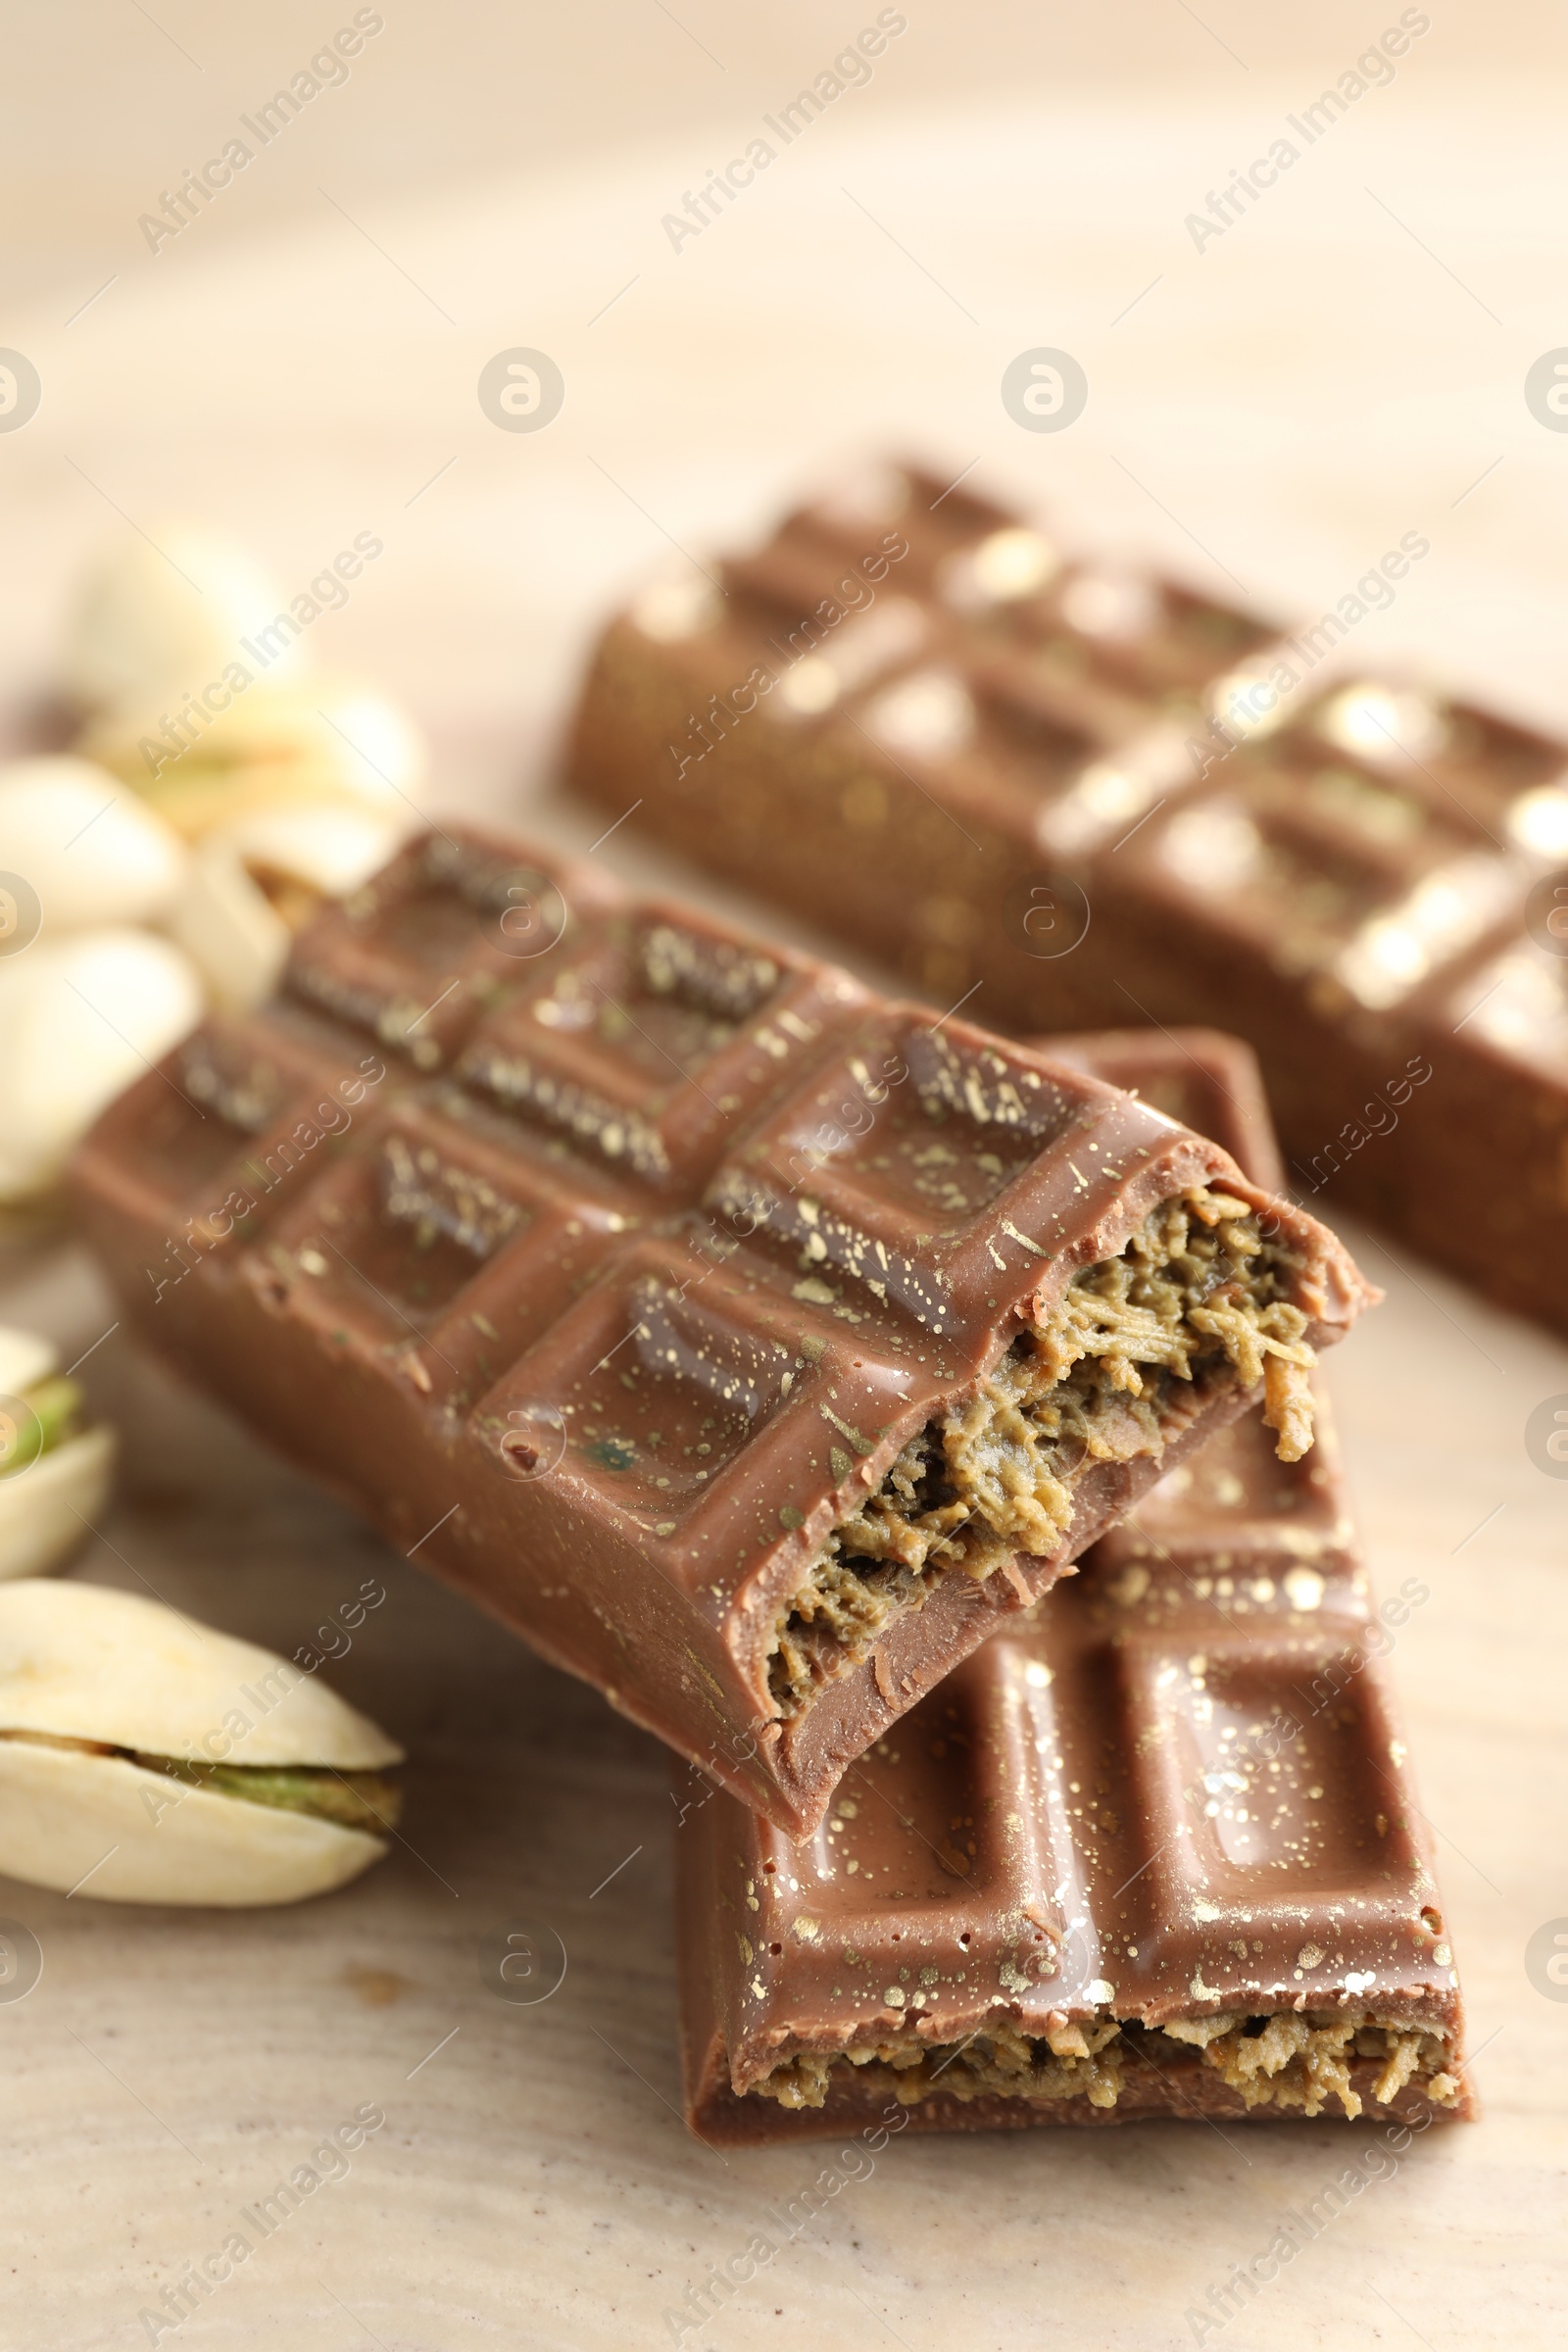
[0,927,204,1201]
[0,1740,386,1906]
[0,1581,403,1906]
[0,1327,117,1581]
[0,1329,55,1397]
[62,527,303,710]
[0,758,189,937]
[0,1425,117,1582]
[168,803,409,1010]
[76,682,426,840]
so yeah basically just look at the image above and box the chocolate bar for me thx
[675,1433,1467,2139]
[566,459,1568,1334]
[676,1028,1468,2138]
[1034,1024,1285,1198]
[70,830,1372,1837]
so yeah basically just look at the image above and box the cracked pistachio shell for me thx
[0,758,189,937]
[77,682,426,841]
[0,1581,403,1906]
[0,1326,117,1581]
[167,802,409,1011]
[0,1430,118,1583]
[0,926,203,1201]
[0,1329,56,1397]
[62,527,302,710]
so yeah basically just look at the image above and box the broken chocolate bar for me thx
[676,1027,1467,2138]
[1035,1024,1285,1199]
[566,458,1568,1335]
[675,1433,1468,2140]
[71,831,1372,1837]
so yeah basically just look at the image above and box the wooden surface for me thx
[3,22,1568,2345]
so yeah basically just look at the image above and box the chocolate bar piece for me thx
[71,831,1372,1837]
[566,459,1568,1335]
[1034,1024,1285,1198]
[675,1433,1467,2140]
[676,1028,1467,2138]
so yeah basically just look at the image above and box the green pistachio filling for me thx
[134,1755,402,1836]
[766,1188,1314,1715]
[1,1376,84,1477]
[0,1729,400,1836]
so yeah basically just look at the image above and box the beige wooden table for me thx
[2,29,1567,2345]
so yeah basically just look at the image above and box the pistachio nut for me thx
[168,802,409,1010]
[0,1580,404,1905]
[0,926,203,1200]
[61,527,302,711]
[0,1327,116,1582]
[0,756,189,939]
[77,681,426,841]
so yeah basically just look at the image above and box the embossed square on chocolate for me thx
[71,831,1375,1836]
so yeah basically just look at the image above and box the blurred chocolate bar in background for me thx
[566,459,1568,1333]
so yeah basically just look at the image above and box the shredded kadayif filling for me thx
[767,1186,1314,1714]
[755,2012,1460,2121]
